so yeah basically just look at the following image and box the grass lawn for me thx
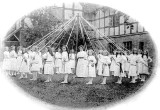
[10,73,147,108]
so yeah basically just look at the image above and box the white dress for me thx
[55,52,62,73]
[2,51,10,71]
[37,52,43,70]
[137,54,144,75]
[30,52,40,72]
[16,50,23,72]
[97,54,104,75]
[9,50,17,71]
[44,52,54,75]
[113,55,121,76]
[101,56,111,76]
[124,55,130,72]
[128,54,138,77]
[68,53,76,69]
[120,55,127,77]
[110,55,117,72]
[62,51,71,74]
[87,56,97,77]
[76,51,88,77]
[142,55,152,75]
[19,53,30,73]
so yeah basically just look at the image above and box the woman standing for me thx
[55,48,62,74]
[43,46,54,82]
[16,46,23,75]
[9,46,17,76]
[97,50,104,76]
[52,47,56,74]
[2,46,10,74]
[110,50,117,76]
[128,48,138,83]
[124,51,130,78]
[86,49,97,84]
[100,50,111,84]
[68,49,76,74]
[19,48,30,79]
[76,45,88,78]
[141,50,152,81]
[30,46,40,80]
[137,49,144,79]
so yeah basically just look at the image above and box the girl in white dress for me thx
[9,46,18,76]
[16,46,23,74]
[100,50,111,84]
[128,48,138,83]
[86,49,97,84]
[124,51,130,78]
[137,50,144,79]
[68,49,76,74]
[52,47,56,74]
[141,50,152,81]
[110,50,117,76]
[30,46,40,80]
[116,51,128,84]
[19,48,30,79]
[55,48,62,74]
[43,47,54,82]
[112,51,121,77]
[2,46,10,74]
[61,46,71,83]
[76,45,88,78]
[97,50,104,76]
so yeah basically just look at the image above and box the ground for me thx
[9,73,149,108]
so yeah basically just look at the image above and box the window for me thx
[123,41,132,50]
[139,42,144,51]
[109,15,120,27]
[108,43,116,54]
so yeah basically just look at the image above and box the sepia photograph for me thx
[0,1,158,110]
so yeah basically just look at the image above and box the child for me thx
[52,47,56,74]
[9,46,17,76]
[68,49,76,74]
[19,48,30,79]
[30,46,40,80]
[2,46,10,74]
[141,50,152,81]
[16,46,23,75]
[76,45,88,78]
[128,48,138,83]
[116,51,127,84]
[61,45,70,83]
[86,49,97,84]
[55,48,62,74]
[97,50,104,76]
[43,46,54,82]
[100,50,111,84]
[110,50,117,76]
[124,51,130,78]
[137,49,144,79]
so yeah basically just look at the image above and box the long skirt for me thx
[55,59,62,73]
[19,60,30,73]
[88,64,96,77]
[62,62,72,74]
[10,58,17,71]
[76,59,88,77]
[102,65,110,76]
[137,62,143,75]
[110,60,116,72]
[113,64,120,76]
[2,59,10,71]
[30,63,40,72]
[142,63,149,75]
[97,61,103,75]
[128,65,137,77]
[16,56,23,73]
[44,62,54,75]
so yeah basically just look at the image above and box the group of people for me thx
[2,45,152,84]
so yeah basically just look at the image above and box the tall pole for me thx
[76,14,79,54]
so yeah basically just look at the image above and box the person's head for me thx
[34,46,39,52]
[70,49,74,53]
[138,49,142,54]
[5,46,9,51]
[62,45,67,52]
[47,46,53,56]
[79,45,84,51]
[22,48,27,54]
[103,50,109,56]
[88,49,93,56]
[99,50,103,54]
[11,45,15,50]
[132,48,137,55]
[113,50,117,55]
[52,47,55,52]
[57,48,61,52]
